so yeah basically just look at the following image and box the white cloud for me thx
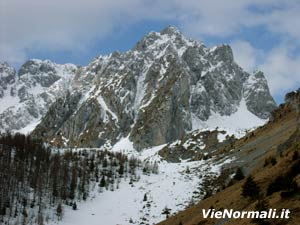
[0,0,300,98]
[230,40,262,73]
[259,46,300,96]
[256,1,300,43]
[230,40,300,97]
[0,0,171,65]
[0,44,27,66]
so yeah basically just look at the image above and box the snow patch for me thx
[192,98,266,138]
[97,95,118,122]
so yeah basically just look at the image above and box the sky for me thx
[1,0,300,103]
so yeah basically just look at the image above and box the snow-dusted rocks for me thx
[0,62,16,98]
[0,59,78,132]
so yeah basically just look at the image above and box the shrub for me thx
[286,160,300,179]
[280,191,295,198]
[263,156,277,167]
[241,176,261,200]
[292,151,299,161]
[267,175,290,196]
[252,198,271,225]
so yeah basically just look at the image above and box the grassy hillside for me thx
[158,91,300,225]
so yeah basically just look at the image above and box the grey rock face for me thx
[243,71,276,119]
[33,91,81,137]
[130,59,191,148]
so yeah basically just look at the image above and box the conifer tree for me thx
[56,203,62,220]
[241,176,260,200]
[72,202,77,210]
[233,167,245,181]
[99,176,106,187]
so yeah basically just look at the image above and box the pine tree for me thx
[37,212,44,225]
[69,165,77,199]
[255,198,269,211]
[143,167,147,174]
[292,151,299,161]
[56,203,62,220]
[22,208,28,218]
[99,176,106,187]
[118,164,124,176]
[241,176,260,200]
[233,167,245,181]
[103,158,108,168]
[72,202,77,210]
[143,193,147,202]
[186,166,190,174]
[253,198,270,225]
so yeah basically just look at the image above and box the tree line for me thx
[0,133,158,225]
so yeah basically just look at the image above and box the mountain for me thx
[0,60,77,132]
[0,26,276,150]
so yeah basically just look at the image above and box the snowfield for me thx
[192,98,267,140]
[48,142,233,225]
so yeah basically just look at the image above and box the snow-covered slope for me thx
[192,98,266,137]
[47,144,233,225]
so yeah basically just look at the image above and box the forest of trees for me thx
[0,133,159,225]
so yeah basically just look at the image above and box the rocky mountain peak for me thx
[18,59,55,76]
[133,25,196,54]
[243,70,275,119]
[209,44,234,64]
[160,25,182,36]
[253,70,265,79]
